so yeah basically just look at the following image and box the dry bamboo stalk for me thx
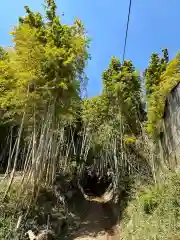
[3,112,25,200]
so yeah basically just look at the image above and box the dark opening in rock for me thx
[81,169,112,197]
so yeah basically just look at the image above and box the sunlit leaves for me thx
[145,50,180,137]
[0,0,89,125]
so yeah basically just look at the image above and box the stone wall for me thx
[161,83,180,169]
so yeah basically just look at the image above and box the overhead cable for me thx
[122,0,132,63]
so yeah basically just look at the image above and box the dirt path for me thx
[73,201,120,240]
[0,173,120,239]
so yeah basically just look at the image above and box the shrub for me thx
[121,173,180,240]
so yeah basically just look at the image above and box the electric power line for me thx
[122,0,132,63]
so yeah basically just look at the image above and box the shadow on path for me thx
[63,188,129,240]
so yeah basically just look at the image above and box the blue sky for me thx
[0,1,180,97]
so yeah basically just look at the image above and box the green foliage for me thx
[0,47,8,61]
[144,48,169,96]
[102,57,145,136]
[0,178,70,239]
[0,0,89,125]
[82,57,147,174]
[0,179,30,239]
[82,94,109,131]
[83,56,146,140]
[121,173,180,240]
[139,185,164,214]
[145,51,180,136]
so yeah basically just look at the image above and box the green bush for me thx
[121,173,180,240]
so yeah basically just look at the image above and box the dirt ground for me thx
[73,200,120,240]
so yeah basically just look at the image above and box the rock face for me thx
[36,230,55,240]
[26,230,55,240]
[161,82,180,169]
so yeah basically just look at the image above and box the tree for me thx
[144,49,170,136]
[0,47,8,61]
[102,57,145,136]
[144,48,169,96]
[0,0,89,126]
[144,50,180,137]
[82,56,146,155]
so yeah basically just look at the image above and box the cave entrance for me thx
[81,169,112,197]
